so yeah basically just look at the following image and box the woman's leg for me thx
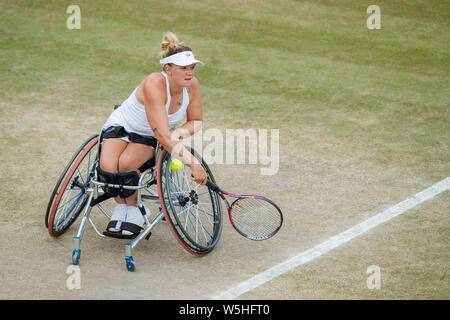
[116,143,155,236]
[99,138,128,204]
[118,142,156,207]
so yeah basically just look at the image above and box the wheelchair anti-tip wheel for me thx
[157,146,223,256]
[45,134,99,237]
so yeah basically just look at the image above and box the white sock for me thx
[122,206,145,236]
[108,203,127,232]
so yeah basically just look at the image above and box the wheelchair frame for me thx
[45,133,223,271]
[72,140,165,271]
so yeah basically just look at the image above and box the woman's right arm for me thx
[142,75,207,184]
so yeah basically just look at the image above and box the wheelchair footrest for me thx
[103,230,138,240]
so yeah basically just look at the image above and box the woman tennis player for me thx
[99,32,207,236]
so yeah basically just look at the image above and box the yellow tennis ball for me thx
[170,159,183,172]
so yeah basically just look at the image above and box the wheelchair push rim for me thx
[45,135,99,237]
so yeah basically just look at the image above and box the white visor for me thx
[160,51,205,66]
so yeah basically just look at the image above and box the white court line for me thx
[213,177,450,300]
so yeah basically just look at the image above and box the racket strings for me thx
[230,197,281,240]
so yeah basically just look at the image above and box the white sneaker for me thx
[108,204,127,232]
[122,206,145,236]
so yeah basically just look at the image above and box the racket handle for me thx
[206,179,222,194]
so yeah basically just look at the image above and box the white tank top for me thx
[103,71,189,137]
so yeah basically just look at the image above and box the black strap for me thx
[107,220,119,230]
[128,132,157,149]
[119,222,143,235]
[101,126,157,149]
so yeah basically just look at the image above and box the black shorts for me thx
[101,126,157,149]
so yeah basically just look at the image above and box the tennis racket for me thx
[206,179,283,240]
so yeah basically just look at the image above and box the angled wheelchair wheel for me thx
[45,134,99,237]
[157,146,223,256]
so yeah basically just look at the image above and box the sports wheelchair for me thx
[45,124,223,271]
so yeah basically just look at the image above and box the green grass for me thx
[1,0,448,182]
[0,0,448,299]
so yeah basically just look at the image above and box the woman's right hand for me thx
[190,163,208,185]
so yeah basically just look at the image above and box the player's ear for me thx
[163,63,172,75]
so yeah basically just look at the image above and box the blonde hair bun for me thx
[160,32,185,58]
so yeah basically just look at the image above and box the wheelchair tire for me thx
[45,134,99,237]
[157,147,223,256]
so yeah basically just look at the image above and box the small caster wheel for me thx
[72,249,81,265]
[125,256,136,272]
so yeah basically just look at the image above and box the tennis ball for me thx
[170,159,183,172]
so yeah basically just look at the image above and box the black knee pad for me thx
[96,167,140,198]
[96,167,118,197]
[116,171,140,198]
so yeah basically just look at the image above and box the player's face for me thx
[168,64,196,87]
